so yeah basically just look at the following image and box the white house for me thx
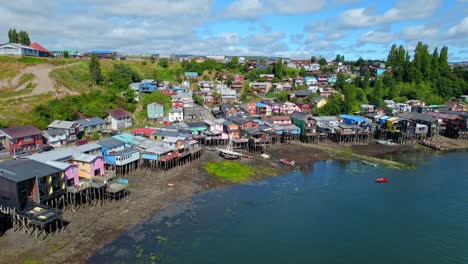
[217,87,237,102]
[105,109,133,130]
[43,128,67,147]
[47,120,83,143]
[0,43,39,56]
[384,100,396,109]
[169,108,184,122]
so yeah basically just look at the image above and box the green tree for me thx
[18,31,30,46]
[273,59,284,79]
[63,51,69,58]
[343,84,358,113]
[91,128,100,140]
[299,67,306,77]
[159,58,169,68]
[89,53,103,85]
[310,56,317,63]
[241,82,251,101]
[334,73,346,91]
[317,93,343,116]
[431,48,439,81]
[438,46,450,77]
[318,58,327,66]
[10,29,18,43]
[150,55,155,64]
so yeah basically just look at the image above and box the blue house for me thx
[328,75,337,83]
[174,86,189,94]
[139,79,157,93]
[185,72,198,79]
[99,138,140,173]
[340,115,369,126]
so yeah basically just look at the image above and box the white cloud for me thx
[401,25,438,40]
[247,32,285,46]
[340,8,378,27]
[359,30,394,43]
[93,0,213,17]
[448,17,468,38]
[267,0,325,14]
[340,0,441,28]
[223,0,267,20]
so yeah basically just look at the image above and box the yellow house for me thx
[386,117,400,132]
[68,154,105,179]
[315,97,328,108]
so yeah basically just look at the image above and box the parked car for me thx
[39,145,54,153]
[75,140,88,146]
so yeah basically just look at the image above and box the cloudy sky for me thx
[1,0,467,61]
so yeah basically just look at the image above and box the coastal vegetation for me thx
[203,161,254,183]
[319,42,468,116]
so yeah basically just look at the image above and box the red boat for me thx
[280,159,295,166]
[375,177,388,183]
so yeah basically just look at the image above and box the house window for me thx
[71,167,76,174]
[70,128,75,134]
[24,136,32,142]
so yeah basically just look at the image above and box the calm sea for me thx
[89,151,468,264]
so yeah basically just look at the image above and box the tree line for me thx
[317,41,468,116]
[7,29,31,46]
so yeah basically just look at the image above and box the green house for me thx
[147,102,165,119]
[290,111,316,136]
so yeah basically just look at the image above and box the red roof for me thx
[131,128,156,135]
[29,42,51,54]
[0,125,42,139]
[105,109,132,119]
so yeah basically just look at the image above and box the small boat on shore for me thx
[280,159,295,166]
[377,140,397,146]
[375,177,388,183]
[241,153,253,159]
[261,153,270,159]
[206,146,216,151]
[361,160,377,167]
[217,136,242,160]
[219,152,241,160]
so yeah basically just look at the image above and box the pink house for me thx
[280,102,301,115]
[71,154,105,179]
[47,161,79,187]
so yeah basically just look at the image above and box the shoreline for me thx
[0,142,466,264]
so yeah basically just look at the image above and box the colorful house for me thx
[185,72,198,79]
[70,154,105,179]
[46,161,79,188]
[0,125,43,155]
[290,111,316,136]
[139,79,157,93]
[131,128,156,139]
[280,102,301,115]
[169,108,184,122]
[105,109,133,130]
[99,138,140,171]
[147,102,165,119]
[47,120,83,144]
[256,102,272,116]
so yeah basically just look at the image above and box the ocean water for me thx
[89,151,468,264]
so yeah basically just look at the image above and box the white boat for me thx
[376,140,397,146]
[216,136,242,160]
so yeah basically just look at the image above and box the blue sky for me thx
[1,0,467,61]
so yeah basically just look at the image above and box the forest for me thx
[317,42,468,116]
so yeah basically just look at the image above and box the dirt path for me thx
[0,63,79,98]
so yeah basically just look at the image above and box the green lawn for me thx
[203,161,255,183]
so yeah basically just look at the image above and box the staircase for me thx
[22,199,37,212]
